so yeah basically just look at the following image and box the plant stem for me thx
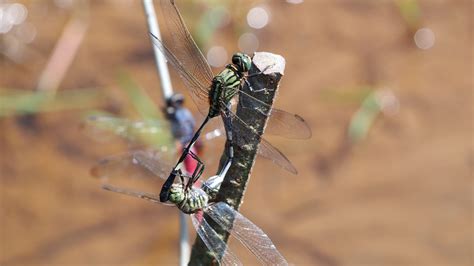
[142,1,189,265]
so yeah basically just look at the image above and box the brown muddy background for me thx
[0,0,472,265]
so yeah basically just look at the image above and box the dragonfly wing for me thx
[91,150,173,181]
[102,184,161,204]
[267,109,312,139]
[206,202,288,266]
[228,111,297,174]
[81,115,131,142]
[238,90,312,139]
[258,138,297,174]
[151,0,214,114]
[149,33,209,115]
[132,150,175,178]
[82,115,169,144]
[158,0,214,85]
[191,212,243,266]
[200,120,298,174]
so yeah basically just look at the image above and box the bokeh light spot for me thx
[247,7,269,29]
[54,0,75,9]
[238,32,259,54]
[207,46,228,68]
[375,89,400,116]
[414,27,435,50]
[6,3,28,25]
[286,0,304,4]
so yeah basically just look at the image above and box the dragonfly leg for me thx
[219,105,234,178]
[237,89,271,116]
[186,149,205,190]
[160,115,211,202]
[246,63,275,79]
[179,170,185,185]
[244,78,269,94]
[176,115,211,167]
[244,63,276,93]
[201,110,233,198]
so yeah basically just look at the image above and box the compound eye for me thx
[232,56,241,65]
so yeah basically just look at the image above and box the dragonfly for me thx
[92,149,288,265]
[153,0,312,202]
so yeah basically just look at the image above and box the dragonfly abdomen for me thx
[170,184,209,214]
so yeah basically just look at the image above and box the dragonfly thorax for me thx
[169,183,209,214]
[208,64,246,117]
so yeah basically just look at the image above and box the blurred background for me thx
[0,0,472,265]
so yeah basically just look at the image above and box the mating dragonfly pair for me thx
[91,0,311,264]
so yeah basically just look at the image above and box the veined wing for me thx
[158,0,214,87]
[266,109,312,139]
[149,33,209,114]
[201,122,296,174]
[102,183,176,207]
[206,202,288,266]
[238,89,312,139]
[91,150,173,181]
[151,0,215,114]
[82,115,171,144]
[228,111,298,174]
[153,0,311,139]
[258,138,297,174]
[191,212,242,266]
[102,184,161,203]
[102,187,241,265]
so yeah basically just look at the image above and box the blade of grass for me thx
[0,88,104,117]
[116,72,161,120]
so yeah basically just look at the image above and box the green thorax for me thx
[208,64,244,117]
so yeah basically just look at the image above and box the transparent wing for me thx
[258,138,297,174]
[158,0,214,87]
[153,0,311,141]
[102,184,175,207]
[149,33,209,115]
[203,109,311,141]
[267,109,312,139]
[206,202,288,266]
[191,212,243,266]
[90,149,173,181]
[102,184,161,204]
[150,0,214,114]
[81,115,129,141]
[229,111,298,174]
[82,115,171,144]
[238,90,312,139]
[132,150,175,178]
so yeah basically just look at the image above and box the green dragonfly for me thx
[92,149,288,265]
[152,0,312,202]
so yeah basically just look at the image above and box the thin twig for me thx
[36,1,89,94]
[142,0,173,100]
[141,1,189,265]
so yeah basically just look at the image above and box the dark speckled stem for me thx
[189,52,284,265]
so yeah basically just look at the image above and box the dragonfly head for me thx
[232,53,252,73]
[168,183,186,205]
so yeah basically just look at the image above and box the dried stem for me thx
[141,1,189,265]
